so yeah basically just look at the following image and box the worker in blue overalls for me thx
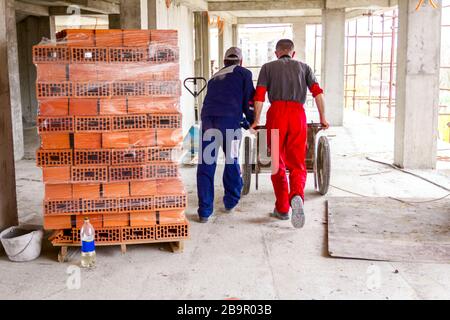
[197,47,255,223]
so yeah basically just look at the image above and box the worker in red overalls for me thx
[251,39,329,228]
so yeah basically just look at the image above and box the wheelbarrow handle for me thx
[183,77,207,98]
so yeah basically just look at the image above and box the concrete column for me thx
[321,9,345,126]
[292,21,306,62]
[218,27,224,69]
[120,0,143,29]
[218,21,233,68]
[194,11,210,79]
[147,0,157,29]
[119,0,161,29]
[232,24,238,47]
[108,14,121,29]
[49,16,56,41]
[6,0,24,160]
[17,16,50,128]
[394,1,442,169]
[0,0,19,229]
[194,11,210,108]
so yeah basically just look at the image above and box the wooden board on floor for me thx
[327,197,450,263]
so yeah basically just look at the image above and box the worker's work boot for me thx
[271,209,290,220]
[291,195,305,229]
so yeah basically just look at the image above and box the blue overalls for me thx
[197,65,255,218]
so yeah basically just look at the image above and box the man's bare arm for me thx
[314,94,329,129]
[250,101,264,129]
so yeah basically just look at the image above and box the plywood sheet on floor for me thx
[327,197,450,263]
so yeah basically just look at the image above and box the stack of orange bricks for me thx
[33,29,189,245]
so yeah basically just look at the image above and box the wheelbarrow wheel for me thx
[316,136,330,195]
[242,136,252,196]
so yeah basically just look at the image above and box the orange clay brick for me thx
[109,47,148,63]
[96,64,120,81]
[42,166,71,184]
[123,30,150,47]
[39,98,69,116]
[121,64,178,81]
[103,213,129,227]
[158,209,185,225]
[156,221,189,240]
[44,184,73,200]
[150,30,177,46]
[36,82,72,98]
[76,214,103,229]
[74,133,102,149]
[36,64,67,82]
[102,132,130,149]
[71,166,108,183]
[44,215,72,230]
[130,180,157,196]
[156,128,182,147]
[40,133,71,150]
[95,29,123,47]
[129,130,156,147]
[69,98,98,116]
[68,64,98,81]
[74,149,110,166]
[37,149,72,167]
[102,182,130,197]
[130,212,156,226]
[33,45,69,64]
[157,178,185,195]
[59,29,95,47]
[99,98,127,115]
[127,97,180,114]
[100,98,127,115]
[72,183,101,199]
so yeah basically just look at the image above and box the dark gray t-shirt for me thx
[257,57,318,104]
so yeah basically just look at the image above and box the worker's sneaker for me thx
[271,209,290,220]
[291,196,305,229]
[199,216,209,223]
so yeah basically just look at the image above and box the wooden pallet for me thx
[55,238,185,263]
[49,222,188,262]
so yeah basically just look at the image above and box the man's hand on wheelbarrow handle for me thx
[320,118,330,130]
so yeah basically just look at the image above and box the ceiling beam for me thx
[325,0,397,9]
[345,9,372,20]
[209,0,397,12]
[237,16,321,25]
[48,6,99,15]
[15,1,49,16]
[210,11,238,24]
[18,0,119,14]
[209,0,324,11]
[177,0,208,11]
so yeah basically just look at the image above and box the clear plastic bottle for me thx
[80,217,96,268]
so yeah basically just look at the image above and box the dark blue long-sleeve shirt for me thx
[201,65,255,125]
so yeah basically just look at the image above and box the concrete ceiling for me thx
[16,0,120,15]
[221,9,323,18]
[207,0,397,19]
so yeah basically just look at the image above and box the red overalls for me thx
[255,57,323,214]
[266,101,307,213]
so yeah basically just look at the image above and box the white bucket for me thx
[0,227,44,262]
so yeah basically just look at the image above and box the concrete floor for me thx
[1,110,449,300]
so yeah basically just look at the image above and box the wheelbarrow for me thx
[241,122,330,195]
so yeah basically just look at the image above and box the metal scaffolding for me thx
[344,9,398,121]
[342,5,450,143]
